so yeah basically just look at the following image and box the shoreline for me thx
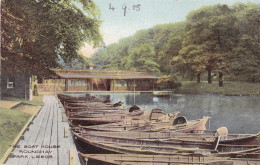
[173,81,260,97]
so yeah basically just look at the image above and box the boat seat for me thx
[173,116,187,125]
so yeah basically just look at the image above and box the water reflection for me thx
[81,93,260,134]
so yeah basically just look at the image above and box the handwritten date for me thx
[109,3,141,16]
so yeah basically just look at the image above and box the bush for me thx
[156,75,181,89]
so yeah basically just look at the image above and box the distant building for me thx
[41,69,158,92]
[87,62,95,70]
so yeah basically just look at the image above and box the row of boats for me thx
[57,94,260,165]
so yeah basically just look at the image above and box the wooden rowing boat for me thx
[77,110,179,131]
[64,100,113,107]
[73,131,214,155]
[152,91,172,97]
[64,105,125,113]
[68,108,146,126]
[75,130,260,146]
[68,108,145,119]
[63,100,125,114]
[79,153,235,165]
[58,94,108,103]
[65,103,128,117]
[141,116,210,133]
[68,108,177,120]
[67,109,129,118]
[73,131,260,158]
[78,116,208,133]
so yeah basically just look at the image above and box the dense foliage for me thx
[92,3,260,85]
[173,3,260,85]
[1,0,102,76]
[156,75,181,90]
[92,22,186,75]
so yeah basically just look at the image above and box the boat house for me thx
[41,69,158,92]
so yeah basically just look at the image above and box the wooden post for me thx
[102,79,107,90]
[89,78,93,91]
[24,77,27,99]
[54,81,56,95]
[85,79,87,91]
[64,127,69,138]
[113,79,115,91]
[134,79,136,92]
[65,79,68,91]
[197,73,201,83]
[92,79,94,91]
[207,68,212,84]
[153,79,155,91]
[62,113,66,122]
[134,79,136,104]
[29,77,32,101]
[219,72,223,87]
[69,149,75,165]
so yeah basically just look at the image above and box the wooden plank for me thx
[27,96,53,165]
[69,149,75,165]
[58,96,81,165]
[47,97,59,165]
[57,97,70,165]
[22,99,50,164]
[35,96,55,165]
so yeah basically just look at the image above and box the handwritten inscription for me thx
[109,3,141,16]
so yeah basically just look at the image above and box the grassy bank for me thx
[0,108,31,158]
[0,96,43,160]
[175,81,260,96]
[2,95,43,106]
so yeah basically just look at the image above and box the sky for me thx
[79,0,260,57]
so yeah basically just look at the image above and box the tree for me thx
[128,42,160,73]
[173,43,208,83]
[228,3,260,82]
[178,4,239,86]
[1,0,102,76]
[92,22,185,75]
[157,23,185,74]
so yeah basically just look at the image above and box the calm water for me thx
[74,93,260,134]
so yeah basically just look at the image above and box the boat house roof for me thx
[52,69,158,80]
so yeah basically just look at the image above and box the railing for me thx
[38,84,63,94]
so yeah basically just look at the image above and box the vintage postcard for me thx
[1,0,260,164]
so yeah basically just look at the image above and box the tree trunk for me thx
[207,68,212,84]
[219,72,223,87]
[197,73,201,83]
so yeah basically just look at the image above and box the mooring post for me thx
[69,149,75,165]
[64,127,69,138]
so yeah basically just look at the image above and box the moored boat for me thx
[78,116,208,133]
[152,91,172,97]
[73,131,260,158]
[68,107,146,126]
[64,105,126,113]
[67,109,129,118]
[75,129,260,145]
[77,110,179,131]
[79,153,236,165]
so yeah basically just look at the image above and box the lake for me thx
[73,92,260,134]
